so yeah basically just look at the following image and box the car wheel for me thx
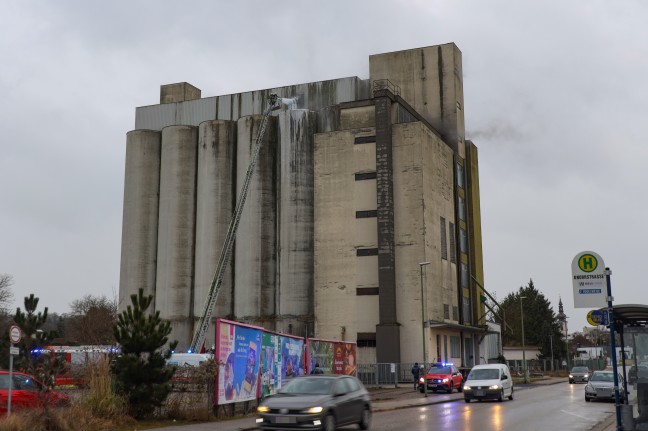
[465,398,471,403]
[570,380,573,384]
[498,389,504,402]
[358,406,371,430]
[323,413,336,431]
[508,387,514,401]
[448,383,454,394]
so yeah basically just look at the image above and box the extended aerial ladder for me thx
[189,94,280,353]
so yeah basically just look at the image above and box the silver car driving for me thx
[585,370,625,402]
[569,366,590,384]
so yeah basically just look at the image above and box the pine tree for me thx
[112,288,178,418]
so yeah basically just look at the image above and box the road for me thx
[363,383,615,431]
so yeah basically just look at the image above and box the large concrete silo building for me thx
[119,43,489,366]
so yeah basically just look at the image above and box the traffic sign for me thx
[572,251,607,308]
[9,347,18,356]
[587,309,609,326]
[9,325,22,344]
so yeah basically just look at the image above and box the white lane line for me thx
[560,410,597,421]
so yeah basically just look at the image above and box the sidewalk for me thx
[147,376,575,431]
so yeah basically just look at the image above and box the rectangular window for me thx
[356,248,378,256]
[356,210,377,218]
[456,162,465,189]
[357,339,377,347]
[461,263,469,289]
[450,336,460,358]
[443,304,450,319]
[440,217,447,260]
[449,222,456,264]
[453,306,458,321]
[459,228,468,253]
[357,332,376,348]
[354,135,376,145]
[458,196,466,221]
[355,172,377,181]
[463,297,472,324]
[356,287,379,295]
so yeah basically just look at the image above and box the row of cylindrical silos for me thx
[119,110,316,351]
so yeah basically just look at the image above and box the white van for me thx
[463,363,514,402]
[167,353,213,367]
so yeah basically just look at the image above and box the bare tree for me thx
[65,294,117,345]
[0,273,15,314]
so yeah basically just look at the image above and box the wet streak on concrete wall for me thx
[275,110,317,337]
[119,130,161,311]
[156,125,198,350]
[234,116,278,326]
[194,120,237,346]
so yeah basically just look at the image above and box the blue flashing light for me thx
[187,349,192,353]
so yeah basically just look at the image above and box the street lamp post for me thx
[520,296,528,384]
[419,261,430,397]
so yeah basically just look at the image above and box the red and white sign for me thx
[9,325,22,344]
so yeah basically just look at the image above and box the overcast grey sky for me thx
[1,1,646,334]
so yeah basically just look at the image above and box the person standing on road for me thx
[412,362,421,390]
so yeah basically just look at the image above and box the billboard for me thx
[216,320,263,404]
[333,342,357,376]
[281,336,305,379]
[307,339,357,376]
[307,339,334,374]
[260,332,282,397]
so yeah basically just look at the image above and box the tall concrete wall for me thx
[234,115,278,327]
[156,125,198,350]
[119,130,161,311]
[193,120,237,348]
[275,110,317,336]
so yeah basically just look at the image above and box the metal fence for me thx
[357,363,419,387]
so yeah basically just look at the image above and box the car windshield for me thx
[428,366,451,374]
[278,377,334,395]
[591,372,613,382]
[468,369,500,380]
[572,367,589,373]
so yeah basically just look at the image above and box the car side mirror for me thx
[501,375,507,380]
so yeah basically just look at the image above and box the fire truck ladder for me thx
[189,94,280,353]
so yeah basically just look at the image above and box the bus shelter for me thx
[606,304,648,430]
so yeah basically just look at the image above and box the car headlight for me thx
[304,406,323,414]
[569,375,573,378]
[584,374,589,378]
[464,385,472,391]
[419,377,425,384]
[489,384,500,390]
[257,406,270,413]
[443,378,449,383]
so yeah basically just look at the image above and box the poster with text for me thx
[281,336,305,380]
[216,321,262,404]
[260,332,282,397]
[307,339,334,374]
[333,342,357,376]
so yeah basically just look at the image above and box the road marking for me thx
[560,410,597,421]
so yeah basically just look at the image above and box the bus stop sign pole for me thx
[605,268,622,431]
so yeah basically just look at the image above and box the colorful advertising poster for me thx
[307,339,334,374]
[216,320,263,405]
[281,336,305,379]
[333,342,357,376]
[260,332,282,397]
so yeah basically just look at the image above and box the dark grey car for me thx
[569,366,590,384]
[585,370,625,402]
[256,375,372,431]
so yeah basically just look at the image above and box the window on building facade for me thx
[461,263,469,289]
[355,171,377,181]
[463,297,472,324]
[356,210,377,218]
[459,228,468,253]
[456,162,465,189]
[449,222,456,264]
[357,332,377,347]
[450,335,460,358]
[356,287,379,295]
[440,217,447,260]
[444,304,450,319]
[354,136,376,145]
[458,196,466,221]
[356,248,378,256]
[453,306,458,321]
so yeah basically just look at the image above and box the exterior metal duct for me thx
[276,110,317,337]
[194,120,236,348]
[119,130,162,312]
[234,115,277,327]
[156,125,198,350]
